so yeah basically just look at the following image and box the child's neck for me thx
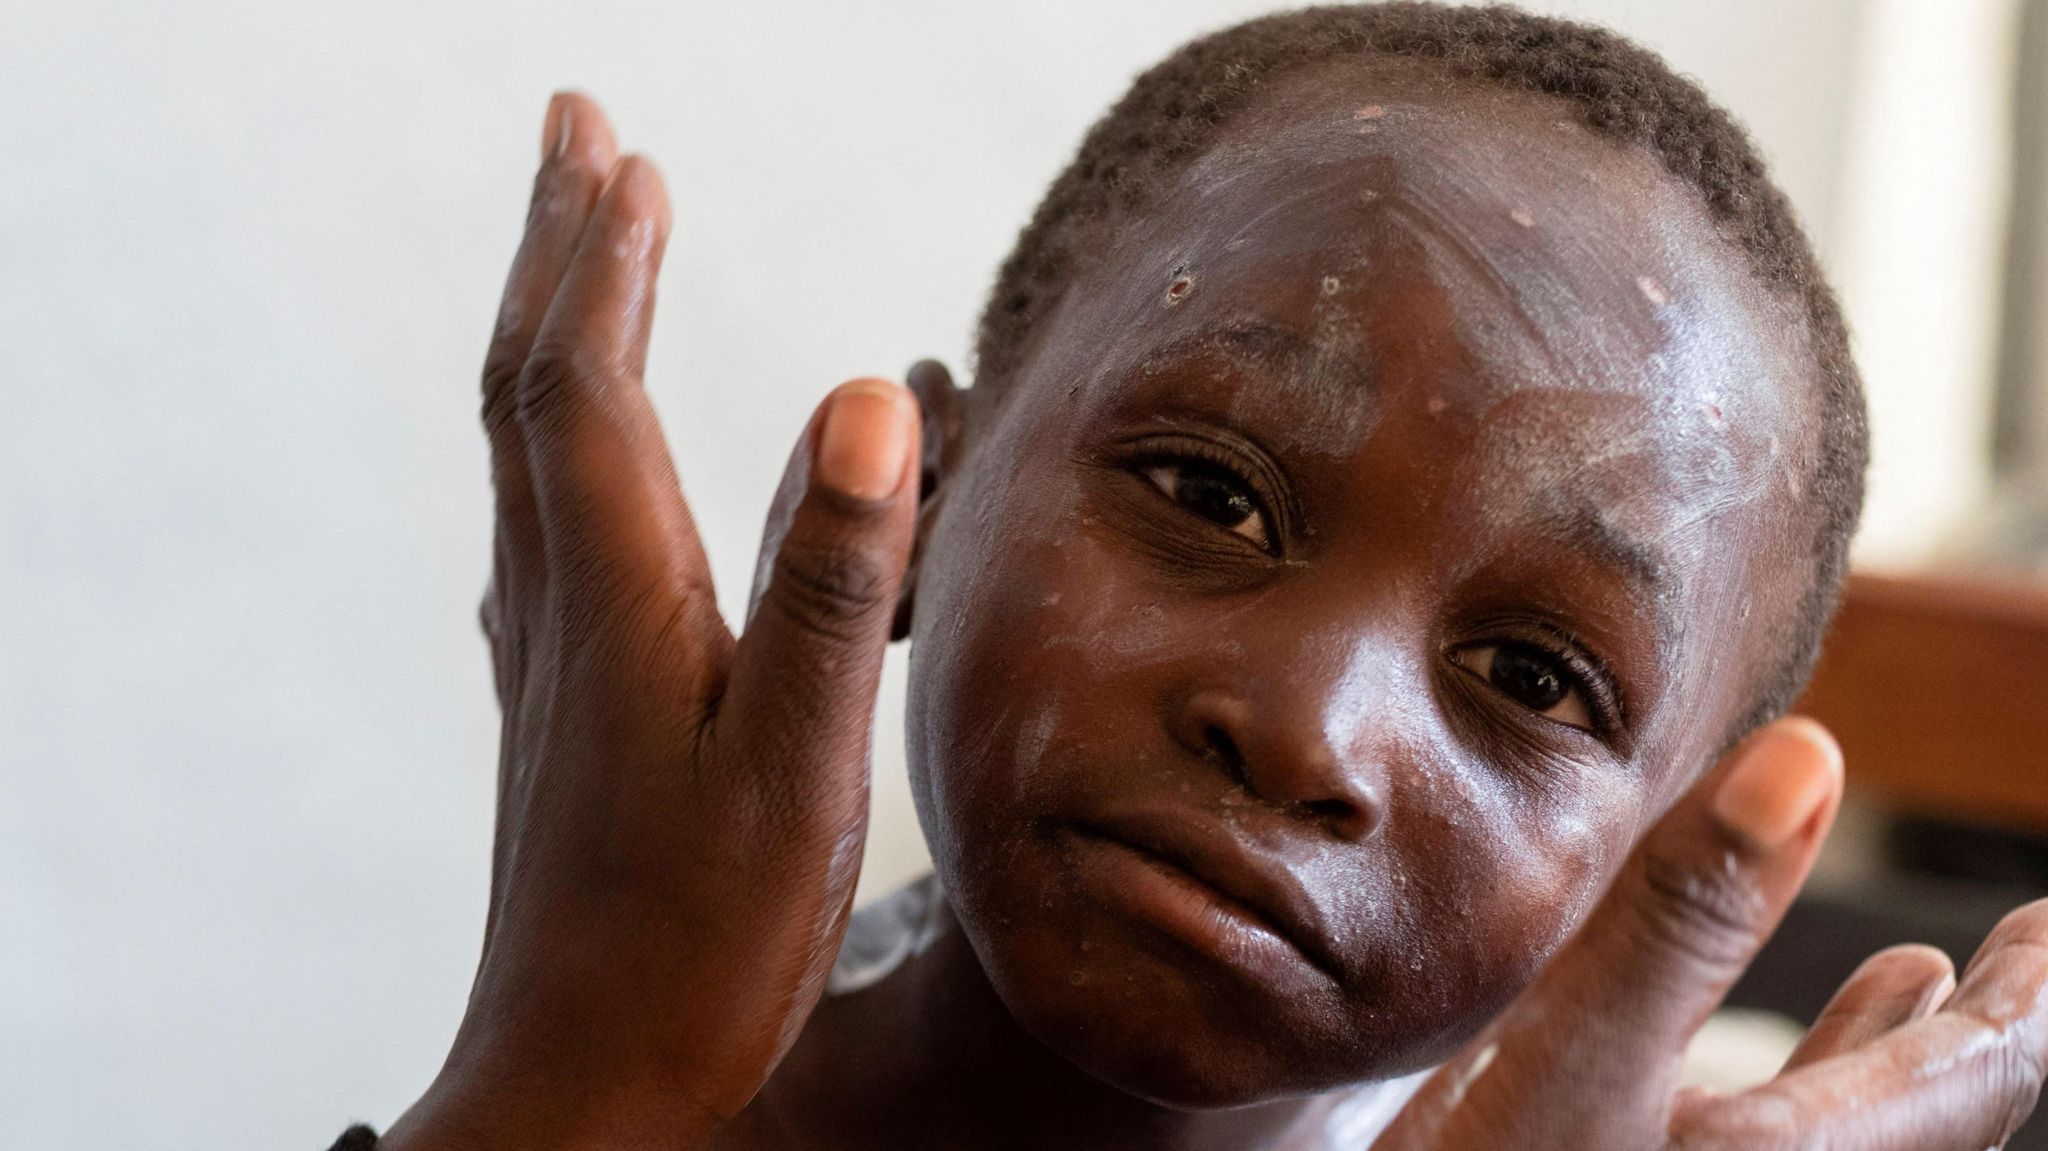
[751,875,1411,1151]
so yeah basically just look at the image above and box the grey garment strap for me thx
[826,873,949,996]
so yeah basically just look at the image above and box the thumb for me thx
[720,376,920,811]
[1386,717,1843,1147]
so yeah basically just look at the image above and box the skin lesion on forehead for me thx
[1061,86,1794,416]
[1083,54,1797,384]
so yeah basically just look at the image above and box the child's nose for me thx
[1168,686,1385,842]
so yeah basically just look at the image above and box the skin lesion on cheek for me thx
[1163,270,1197,306]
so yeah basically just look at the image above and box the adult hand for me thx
[382,92,921,1151]
[1377,717,2048,1150]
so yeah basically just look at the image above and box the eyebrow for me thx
[1142,318,1372,394]
[1153,321,1679,636]
[1533,496,1679,640]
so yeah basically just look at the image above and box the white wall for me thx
[1833,0,2021,562]
[1,1,1962,1146]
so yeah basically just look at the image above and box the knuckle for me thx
[515,343,602,431]
[767,536,894,644]
[480,351,525,436]
[1996,1041,2047,1135]
[1633,844,1767,974]
[1951,1017,2048,1144]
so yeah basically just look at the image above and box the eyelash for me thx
[1124,435,1287,555]
[1453,619,1624,738]
[1112,435,1627,741]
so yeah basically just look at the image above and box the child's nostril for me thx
[1302,798,1356,824]
[1203,724,1242,770]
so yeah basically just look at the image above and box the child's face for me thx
[904,61,1819,1105]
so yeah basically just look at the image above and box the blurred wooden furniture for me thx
[1722,569,2048,1147]
[1797,569,2048,831]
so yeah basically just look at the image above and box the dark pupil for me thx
[1490,642,1568,710]
[1175,465,1254,527]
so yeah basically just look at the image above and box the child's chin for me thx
[1021,982,1418,1109]
[977,923,1437,1108]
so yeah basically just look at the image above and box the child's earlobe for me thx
[890,497,934,642]
[894,358,967,641]
[889,452,951,641]
[905,358,968,475]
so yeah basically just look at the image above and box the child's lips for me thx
[1061,809,1349,990]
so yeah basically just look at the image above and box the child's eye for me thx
[1143,460,1273,550]
[1452,641,1595,731]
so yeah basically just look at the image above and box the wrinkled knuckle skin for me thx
[1991,1031,2048,1140]
[515,344,594,433]
[1634,846,1765,976]
[767,538,893,646]
[480,352,525,438]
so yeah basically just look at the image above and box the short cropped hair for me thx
[972,2,1868,738]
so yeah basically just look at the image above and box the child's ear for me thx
[893,358,968,641]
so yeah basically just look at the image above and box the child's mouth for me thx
[1060,813,1347,993]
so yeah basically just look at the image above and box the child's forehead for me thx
[1097,60,1799,396]
[1013,60,1822,678]
[1042,57,1814,500]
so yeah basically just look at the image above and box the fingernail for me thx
[541,93,571,161]
[817,379,915,501]
[1712,718,1843,850]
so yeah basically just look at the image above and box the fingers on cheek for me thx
[1589,724,1837,984]
[1623,831,1774,982]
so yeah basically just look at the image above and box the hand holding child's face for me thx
[905,60,1821,1102]
[386,86,2048,1151]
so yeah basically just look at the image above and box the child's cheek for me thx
[907,443,1175,851]
[1326,727,1642,1060]
[1427,751,1637,988]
